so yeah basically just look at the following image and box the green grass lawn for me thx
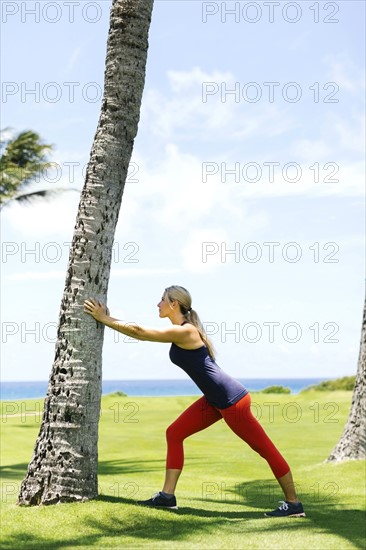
[1,391,365,549]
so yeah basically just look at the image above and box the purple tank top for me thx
[169,343,247,409]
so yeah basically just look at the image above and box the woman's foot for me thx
[137,491,178,510]
[264,500,306,517]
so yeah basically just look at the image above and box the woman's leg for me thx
[164,396,222,494]
[163,468,182,494]
[276,470,298,502]
[220,393,298,502]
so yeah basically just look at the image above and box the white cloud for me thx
[139,67,364,200]
[142,66,294,141]
[330,113,365,155]
[5,267,179,282]
[62,47,82,76]
[290,139,333,160]
[2,193,79,237]
[0,127,16,141]
[167,66,232,93]
[5,270,65,281]
[324,53,365,94]
[131,144,236,231]
[231,103,293,139]
[181,228,229,273]
[112,267,179,277]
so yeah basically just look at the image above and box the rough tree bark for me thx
[18,0,154,505]
[327,295,366,462]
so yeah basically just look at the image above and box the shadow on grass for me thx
[2,480,365,549]
[99,494,260,519]
[0,457,165,482]
[98,456,207,477]
[1,496,228,550]
[193,478,366,549]
[98,458,165,476]
[0,462,28,480]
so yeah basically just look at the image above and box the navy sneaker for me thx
[264,500,306,517]
[137,492,178,510]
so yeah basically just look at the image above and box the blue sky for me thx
[1,1,365,382]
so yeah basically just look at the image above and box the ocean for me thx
[0,378,328,401]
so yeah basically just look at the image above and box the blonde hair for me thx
[164,285,216,360]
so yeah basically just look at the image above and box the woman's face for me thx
[157,293,174,318]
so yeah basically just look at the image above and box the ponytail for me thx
[164,285,216,360]
[186,309,216,360]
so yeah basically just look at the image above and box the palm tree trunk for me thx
[18,0,154,506]
[326,295,366,462]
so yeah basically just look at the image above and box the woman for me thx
[84,285,305,518]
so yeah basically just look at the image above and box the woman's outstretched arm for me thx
[83,298,188,344]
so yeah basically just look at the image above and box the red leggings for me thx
[166,393,290,479]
